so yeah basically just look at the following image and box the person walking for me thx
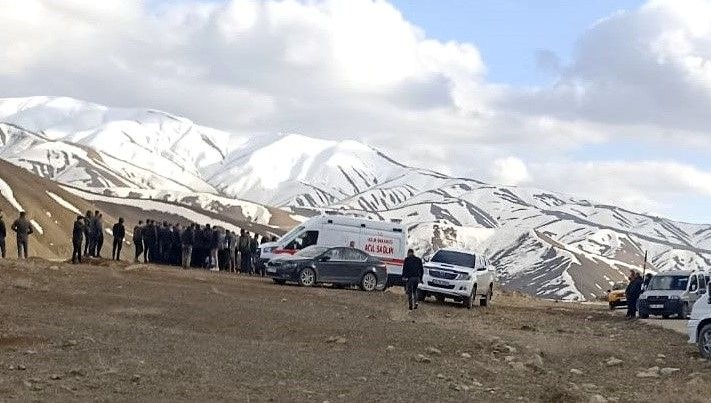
[402,249,424,310]
[625,271,643,320]
[71,215,85,264]
[133,221,144,263]
[0,209,6,259]
[112,218,126,261]
[181,223,195,269]
[11,211,34,259]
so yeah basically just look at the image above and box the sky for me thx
[2,0,711,223]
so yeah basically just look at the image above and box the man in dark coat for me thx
[240,230,252,275]
[0,209,6,258]
[402,249,424,310]
[91,211,103,257]
[11,211,34,259]
[625,271,643,319]
[181,223,195,269]
[112,218,126,261]
[143,220,156,263]
[84,210,93,257]
[72,215,85,264]
[133,221,144,263]
[171,224,182,266]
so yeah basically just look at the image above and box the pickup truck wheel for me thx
[699,324,711,359]
[298,268,316,287]
[463,286,476,310]
[435,294,446,303]
[480,285,493,307]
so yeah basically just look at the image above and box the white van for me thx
[687,281,711,358]
[257,215,408,284]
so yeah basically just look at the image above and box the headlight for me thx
[455,273,472,281]
[669,295,681,300]
[639,294,647,300]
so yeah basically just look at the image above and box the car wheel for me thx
[360,272,378,292]
[272,279,286,285]
[435,294,446,303]
[480,284,493,307]
[699,324,711,359]
[298,268,316,287]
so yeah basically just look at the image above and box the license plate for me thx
[267,268,276,274]
[650,304,664,309]
[431,279,450,286]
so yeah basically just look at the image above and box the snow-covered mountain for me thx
[2,96,710,300]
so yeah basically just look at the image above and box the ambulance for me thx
[257,215,408,285]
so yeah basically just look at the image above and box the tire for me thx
[699,324,711,359]
[480,284,493,307]
[463,286,476,310]
[298,268,316,287]
[435,294,446,303]
[360,272,378,292]
[272,279,286,285]
[416,289,427,302]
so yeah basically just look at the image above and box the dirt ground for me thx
[1,258,710,402]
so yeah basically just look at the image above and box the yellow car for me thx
[607,282,628,310]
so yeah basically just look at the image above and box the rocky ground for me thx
[1,258,710,402]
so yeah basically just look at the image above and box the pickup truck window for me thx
[431,251,476,268]
[647,275,688,291]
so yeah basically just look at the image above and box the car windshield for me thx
[647,275,688,291]
[431,250,476,268]
[296,246,328,258]
[611,282,627,291]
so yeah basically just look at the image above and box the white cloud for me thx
[491,157,532,186]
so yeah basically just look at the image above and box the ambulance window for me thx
[344,248,368,262]
[288,230,319,250]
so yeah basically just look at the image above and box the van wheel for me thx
[699,324,711,359]
[298,268,316,287]
[480,284,493,307]
[272,279,286,285]
[360,272,378,292]
[435,294,446,303]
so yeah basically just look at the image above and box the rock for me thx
[660,367,680,376]
[445,313,453,318]
[570,369,584,375]
[415,354,432,363]
[426,347,442,355]
[504,345,517,353]
[511,362,526,371]
[356,376,367,382]
[461,352,472,359]
[68,368,86,377]
[131,374,141,383]
[504,356,516,363]
[582,384,598,390]
[437,373,446,379]
[24,349,37,355]
[472,381,483,387]
[62,340,78,348]
[657,354,666,359]
[532,354,544,368]
[461,385,470,392]
[49,265,60,271]
[17,364,27,371]
[589,394,608,403]
[280,298,287,303]
[636,368,660,379]
[386,345,395,352]
[49,374,62,380]
[605,358,623,367]
[326,336,347,344]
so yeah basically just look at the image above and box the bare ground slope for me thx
[1,258,710,402]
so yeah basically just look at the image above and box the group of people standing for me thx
[0,209,35,259]
[131,220,274,274]
[71,211,125,264]
[624,270,653,319]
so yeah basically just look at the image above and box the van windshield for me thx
[431,250,476,268]
[647,275,688,291]
[280,226,304,245]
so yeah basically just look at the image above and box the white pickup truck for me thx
[416,248,496,309]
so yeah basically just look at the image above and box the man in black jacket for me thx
[181,224,195,269]
[143,220,156,263]
[0,209,7,258]
[402,249,424,310]
[72,215,85,264]
[112,218,126,261]
[83,210,93,257]
[625,271,643,319]
[133,221,144,263]
[11,211,33,259]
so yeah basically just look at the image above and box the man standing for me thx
[181,223,195,269]
[112,218,126,261]
[251,233,261,276]
[72,215,85,264]
[92,211,103,257]
[402,249,424,310]
[240,230,252,275]
[227,230,238,273]
[84,210,93,257]
[133,220,144,263]
[625,271,643,320]
[0,209,6,258]
[11,211,34,259]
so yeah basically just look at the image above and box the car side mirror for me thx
[423,255,430,262]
